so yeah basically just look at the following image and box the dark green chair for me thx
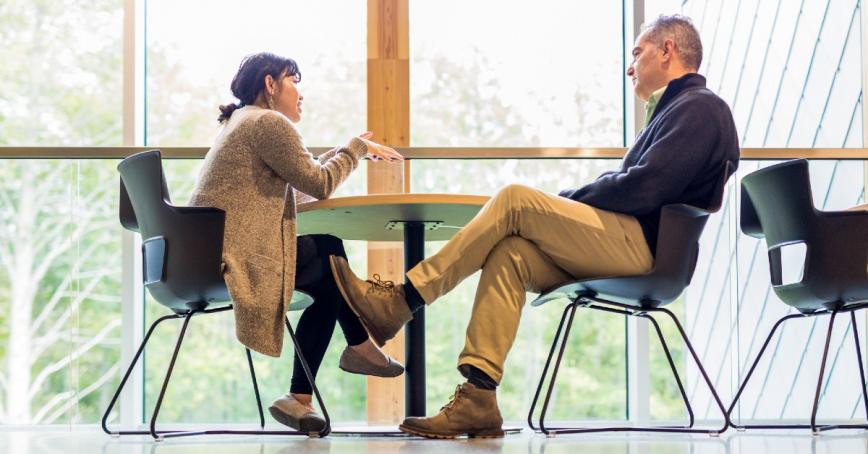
[101,150,328,440]
[527,161,735,436]
[727,159,868,433]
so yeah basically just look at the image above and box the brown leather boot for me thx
[399,383,504,439]
[329,255,412,347]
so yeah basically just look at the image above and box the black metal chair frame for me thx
[526,163,736,437]
[726,302,868,433]
[103,150,340,440]
[527,294,730,436]
[101,304,333,440]
[729,159,868,434]
[103,150,409,440]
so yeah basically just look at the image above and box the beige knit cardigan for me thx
[189,106,367,357]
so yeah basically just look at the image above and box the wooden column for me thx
[366,0,409,425]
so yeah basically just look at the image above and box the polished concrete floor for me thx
[2,426,867,454]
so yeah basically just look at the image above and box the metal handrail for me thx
[0,147,866,160]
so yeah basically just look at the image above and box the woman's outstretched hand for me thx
[357,131,404,162]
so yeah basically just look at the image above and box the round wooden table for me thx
[297,194,490,417]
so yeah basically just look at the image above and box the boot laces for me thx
[440,385,467,414]
[366,274,396,295]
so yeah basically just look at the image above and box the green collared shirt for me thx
[644,85,668,127]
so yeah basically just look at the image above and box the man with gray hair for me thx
[330,14,740,438]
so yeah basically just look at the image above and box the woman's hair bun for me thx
[218,102,242,124]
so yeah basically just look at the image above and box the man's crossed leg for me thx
[331,184,652,438]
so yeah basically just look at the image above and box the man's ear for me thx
[662,38,676,60]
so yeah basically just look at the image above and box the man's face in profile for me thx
[627,32,668,102]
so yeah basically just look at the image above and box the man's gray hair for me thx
[642,14,703,70]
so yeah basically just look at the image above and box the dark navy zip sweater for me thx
[559,73,740,255]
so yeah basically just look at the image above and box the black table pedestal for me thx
[403,222,426,418]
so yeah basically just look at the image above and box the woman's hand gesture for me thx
[357,131,404,162]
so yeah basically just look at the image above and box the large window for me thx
[645,0,866,423]
[146,0,366,148]
[411,0,625,147]
[0,0,865,429]
[0,1,125,425]
[0,1,123,147]
[410,0,628,420]
[144,0,369,423]
[413,159,628,420]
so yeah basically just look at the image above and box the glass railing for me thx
[0,160,124,425]
[0,150,864,427]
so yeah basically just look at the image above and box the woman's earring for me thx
[266,93,275,110]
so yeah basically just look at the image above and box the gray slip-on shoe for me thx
[268,394,326,433]
[339,346,405,377]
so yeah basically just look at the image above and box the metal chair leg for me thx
[277,314,409,438]
[850,312,868,421]
[528,300,579,431]
[531,297,729,436]
[246,348,265,429]
[810,310,838,433]
[726,312,802,429]
[654,306,729,435]
[640,313,695,429]
[156,312,339,439]
[539,302,580,435]
[150,311,197,440]
[105,305,335,440]
[728,305,868,433]
[284,315,332,438]
[101,313,181,436]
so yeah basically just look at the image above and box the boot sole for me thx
[268,405,325,434]
[329,255,390,347]
[399,423,505,439]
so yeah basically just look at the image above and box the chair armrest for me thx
[818,209,868,219]
[165,205,227,268]
[818,209,868,239]
[661,203,712,218]
[170,207,226,244]
[813,209,868,284]
[173,206,225,216]
[654,204,712,261]
[118,178,139,232]
[740,185,764,238]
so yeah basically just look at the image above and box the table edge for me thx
[298,193,491,213]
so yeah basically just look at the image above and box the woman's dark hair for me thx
[218,52,301,124]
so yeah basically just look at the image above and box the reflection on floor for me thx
[1,427,867,454]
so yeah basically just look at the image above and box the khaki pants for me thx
[406,184,654,383]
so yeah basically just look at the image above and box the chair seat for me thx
[169,282,314,313]
[773,281,868,314]
[289,290,314,311]
[532,273,680,309]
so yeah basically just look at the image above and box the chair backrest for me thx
[118,150,229,311]
[647,160,736,297]
[741,159,868,310]
[740,159,814,244]
[641,204,714,302]
[549,160,737,308]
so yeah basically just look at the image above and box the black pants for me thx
[290,234,369,394]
